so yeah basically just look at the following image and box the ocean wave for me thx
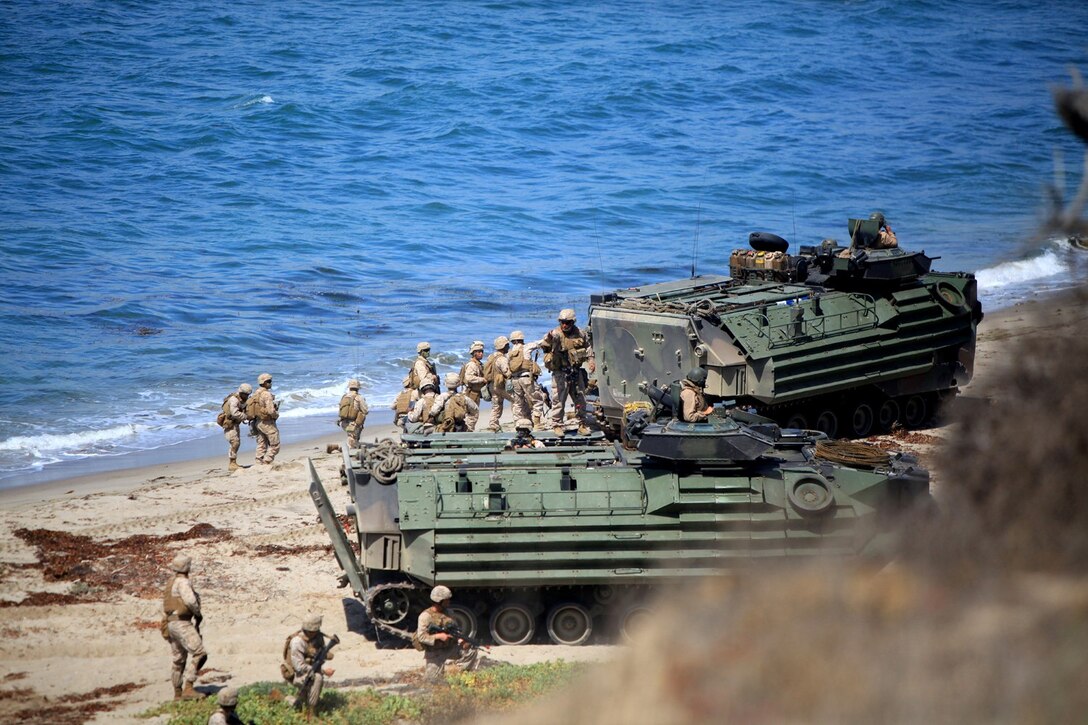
[975,241,1069,290]
[0,423,149,457]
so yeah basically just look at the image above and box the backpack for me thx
[458,362,468,387]
[438,393,468,433]
[216,395,233,428]
[407,365,420,390]
[508,347,526,375]
[245,392,261,420]
[338,393,354,421]
[280,630,301,682]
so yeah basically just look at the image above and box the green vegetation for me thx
[140,662,583,725]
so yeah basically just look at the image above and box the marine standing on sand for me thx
[485,336,513,432]
[162,553,206,701]
[527,308,595,435]
[433,372,478,432]
[207,686,241,725]
[338,379,369,448]
[286,614,335,714]
[219,383,251,471]
[461,341,487,431]
[415,586,479,683]
[507,331,544,428]
[404,342,440,394]
[248,373,280,465]
[678,368,714,423]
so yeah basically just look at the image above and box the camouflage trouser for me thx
[511,375,535,421]
[423,644,479,683]
[487,384,514,431]
[168,619,206,689]
[292,671,324,711]
[255,420,280,463]
[465,390,482,431]
[341,422,360,449]
[549,370,588,428]
[223,426,240,462]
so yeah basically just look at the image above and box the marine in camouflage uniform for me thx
[207,686,241,725]
[415,586,479,683]
[461,341,487,431]
[507,331,545,428]
[406,382,441,434]
[869,211,899,249]
[250,373,280,465]
[338,379,370,448]
[485,336,513,432]
[404,342,440,393]
[527,309,595,435]
[162,553,206,701]
[432,372,478,433]
[220,383,250,471]
[678,368,714,422]
[287,614,335,713]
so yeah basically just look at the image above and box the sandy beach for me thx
[2,293,1086,723]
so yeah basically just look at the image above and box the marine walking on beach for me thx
[338,379,369,448]
[248,373,280,465]
[414,586,479,683]
[526,308,595,435]
[161,553,206,701]
[284,614,335,714]
[218,383,251,471]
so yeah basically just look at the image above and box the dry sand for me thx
[1,294,1086,723]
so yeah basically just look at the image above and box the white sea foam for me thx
[0,424,149,457]
[975,241,1068,290]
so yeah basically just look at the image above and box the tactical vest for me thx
[508,345,526,374]
[484,352,507,386]
[218,394,239,429]
[338,392,360,423]
[419,394,437,422]
[244,390,262,419]
[162,575,191,618]
[545,326,588,370]
[281,630,320,681]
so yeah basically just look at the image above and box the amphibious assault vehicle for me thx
[589,218,983,438]
[311,411,929,647]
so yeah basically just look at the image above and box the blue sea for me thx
[2,0,1087,487]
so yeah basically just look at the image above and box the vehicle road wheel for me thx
[902,395,929,428]
[592,585,619,607]
[847,402,874,438]
[489,603,536,646]
[815,409,839,438]
[447,604,479,641]
[619,605,654,645]
[546,603,593,646]
[877,399,900,431]
[370,588,411,625]
[784,412,809,430]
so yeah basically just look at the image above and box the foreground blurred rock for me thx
[483,288,1088,725]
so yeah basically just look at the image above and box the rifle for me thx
[293,633,339,708]
[427,623,490,652]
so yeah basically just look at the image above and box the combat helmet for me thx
[257,373,272,385]
[169,554,192,573]
[510,330,524,343]
[444,372,461,389]
[558,308,576,322]
[347,378,360,390]
[494,335,509,350]
[302,614,322,632]
[237,383,252,395]
[515,418,533,431]
[869,211,886,226]
[686,368,708,386]
[470,340,485,353]
[417,342,431,353]
[431,585,452,602]
[218,687,239,708]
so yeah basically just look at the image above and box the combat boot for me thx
[553,425,565,436]
[228,461,239,471]
[173,686,183,701]
[180,683,203,700]
[577,425,591,435]
[532,413,543,430]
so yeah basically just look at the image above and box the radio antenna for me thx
[692,172,708,278]
[593,209,605,283]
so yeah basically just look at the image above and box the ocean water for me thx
[2,0,1087,486]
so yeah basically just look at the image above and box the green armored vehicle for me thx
[589,217,983,437]
[311,412,929,646]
